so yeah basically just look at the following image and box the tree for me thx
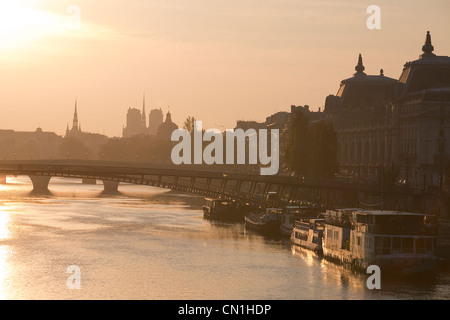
[286,108,311,177]
[58,137,92,159]
[309,121,339,179]
[286,107,339,179]
[183,116,196,134]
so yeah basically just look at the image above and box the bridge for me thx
[0,160,308,205]
[0,160,449,217]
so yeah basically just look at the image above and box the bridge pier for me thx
[29,175,51,191]
[102,180,119,192]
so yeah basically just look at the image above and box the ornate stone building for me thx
[148,108,164,136]
[65,100,108,157]
[156,110,179,141]
[325,32,450,191]
[122,95,147,138]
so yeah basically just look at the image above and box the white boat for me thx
[290,219,325,254]
[280,205,323,237]
[322,208,439,276]
[280,206,300,237]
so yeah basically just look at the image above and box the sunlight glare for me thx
[0,1,68,50]
[0,209,11,240]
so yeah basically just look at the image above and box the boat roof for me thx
[266,207,283,212]
[353,210,428,216]
[204,198,232,202]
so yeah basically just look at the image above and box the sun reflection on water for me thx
[0,205,13,300]
[0,210,11,240]
[0,246,13,300]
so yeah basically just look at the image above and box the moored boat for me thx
[280,206,299,237]
[280,204,324,237]
[245,208,283,236]
[322,208,439,277]
[290,219,325,254]
[203,198,245,221]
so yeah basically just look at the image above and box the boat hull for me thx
[245,216,281,236]
[203,210,244,221]
[280,225,293,238]
[323,247,438,277]
[291,236,323,254]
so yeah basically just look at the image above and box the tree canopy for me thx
[286,109,338,179]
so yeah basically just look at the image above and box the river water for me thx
[0,176,448,300]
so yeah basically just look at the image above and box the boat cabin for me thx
[204,198,235,210]
[322,208,439,273]
[351,210,438,259]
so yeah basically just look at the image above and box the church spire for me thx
[72,99,79,131]
[354,54,366,76]
[421,31,435,57]
[142,92,147,127]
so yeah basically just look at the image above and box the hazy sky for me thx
[0,0,449,137]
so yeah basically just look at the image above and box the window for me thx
[365,238,371,249]
[375,237,383,255]
[416,238,425,254]
[327,229,333,239]
[383,237,391,255]
[393,237,401,252]
[403,238,413,253]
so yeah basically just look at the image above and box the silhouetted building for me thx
[123,107,147,138]
[122,94,148,138]
[122,95,168,138]
[66,100,82,136]
[396,31,450,189]
[235,105,323,133]
[0,128,61,160]
[325,31,450,190]
[156,110,178,140]
[324,54,397,178]
[148,108,164,136]
[65,100,108,158]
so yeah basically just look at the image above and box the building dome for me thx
[156,111,178,140]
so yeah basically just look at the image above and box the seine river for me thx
[0,176,448,300]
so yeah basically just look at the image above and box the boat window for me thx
[327,228,333,239]
[403,238,413,253]
[334,230,339,240]
[393,237,401,250]
[357,214,369,224]
[383,237,391,255]
[416,238,425,254]
[365,238,371,249]
[375,237,383,255]
[425,238,432,251]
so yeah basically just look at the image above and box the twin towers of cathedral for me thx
[122,94,177,138]
[65,94,177,139]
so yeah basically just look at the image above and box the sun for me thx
[0,1,67,51]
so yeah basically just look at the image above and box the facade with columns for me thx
[325,32,450,190]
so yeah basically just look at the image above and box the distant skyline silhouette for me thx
[0,0,449,137]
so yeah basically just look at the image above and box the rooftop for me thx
[353,210,428,216]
